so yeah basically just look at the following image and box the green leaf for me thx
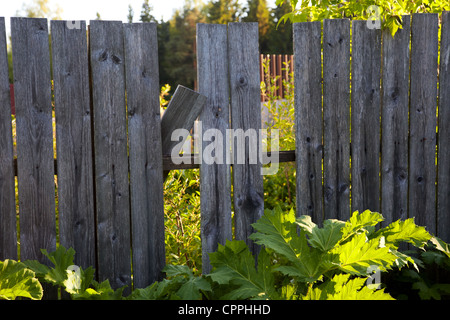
[430,237,450,259]
[250,207,324,282]
[331,233,397,275]
[340,210,384,241]
[208,240,277,300]
[0,260,43,300]
[296,216,345,252]
[375,218,432,249]
[302,273,394,300]
[162,265,211,300]
[24,246,76,286]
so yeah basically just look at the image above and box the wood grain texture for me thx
[161,85,206,156]
[381,16,411,226]
[51,20,96,270]
[322,19,351,221]
[124,22,165,287]
[293,21,323,224]
[351,20,381,214]
[228,23,263,256]
[437,11,450,242]
[197,23,232,273]
[0,17,17,260]
[89,20,131,291]
[11,17,56,263]
[408,13,439,234]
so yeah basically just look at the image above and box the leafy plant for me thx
[0,259,43,300]
[276,0,450,36]
[207,206,436,300]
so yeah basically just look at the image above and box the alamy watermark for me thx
[171,121,280,176]
[66,21,82,30]
[366,5,381,30]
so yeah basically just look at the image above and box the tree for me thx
[163,2,206,90]
[140,0,156,23]
[243,0,271,52]
[16,0,62,19]
[205,0,243,24]
[127,4,134,23]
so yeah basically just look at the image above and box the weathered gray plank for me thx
[351,20,381,214]
[11,17,56,262]
[408,13,439,234]
[160,85,206,156]
[322,19,351,221]
[437,11,450,242]
[228,22,263,256]
[89,20,131,291]
[381,16,411,226]
[51,20,96,270]
[124,22,165,287]
[293,21,323,224]
[0,17,17,260]
[197,23,232,274]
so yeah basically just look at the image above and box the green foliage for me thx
[209,207,437,300]
[276,0,450,36]
[164,169,202,274]
[2,209,450,300]
[0,260,42,300]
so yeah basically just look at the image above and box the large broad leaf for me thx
[24,246,76,286]
[250,207,325,282]
[340,210,384,241]
[0,260,43,300]
[302,273,394,300]
[331,233,397,275]
[163,265,211,300]
[208,240,278,300]
[296,216,345,252]
[374,218,432,249]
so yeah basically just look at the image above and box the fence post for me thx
[408,13,439,235]
[228,22,264,257]
[0,17,17,261]
[381,15,411,226]
[197,23,232,273]
[11,17,57,264]
[350,20,381,214]
[89,20,131,292]
[437,11,450,243]
[322,19,351,221]
[51,20,96,271]
[293,21,323,224]
[124,22,166,288]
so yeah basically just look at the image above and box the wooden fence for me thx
[0,13,449,297]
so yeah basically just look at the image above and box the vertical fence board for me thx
[409,13,439,234]
[197,23,232,274]
[381,16,411,226]
[351,20,381,214]
[11,17,56,262]
[293,21,323,224]
[437,11,450,242]
[323,19,351,221]
[0,17,17,260]
[124,22,165,287]
[51,20,96,270]
[89,20,131,291]
[228,22,264,256]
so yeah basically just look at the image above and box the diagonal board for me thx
[160,85,206,179]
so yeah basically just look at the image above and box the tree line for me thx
[134,0,293,91]
[8,0,292,92]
